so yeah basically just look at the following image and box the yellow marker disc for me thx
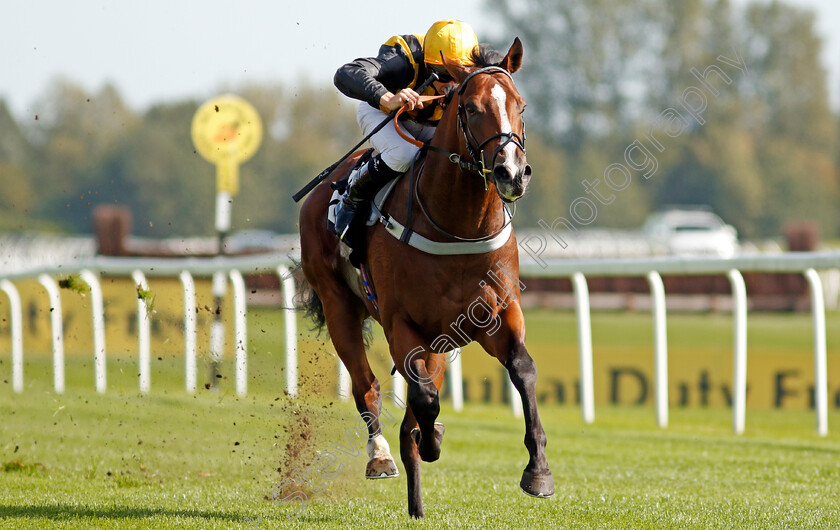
[191,94,263,195]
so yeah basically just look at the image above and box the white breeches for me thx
[356,102,436,172]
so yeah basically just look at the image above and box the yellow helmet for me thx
[423,20,478,66]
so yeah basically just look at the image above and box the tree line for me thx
[488,0,839,238]
[0,81,362,238]
[0,0,836,241]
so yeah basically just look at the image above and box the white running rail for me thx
[521,252,840,435]
[1,251,838,435]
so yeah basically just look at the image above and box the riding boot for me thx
[333,154,400,240]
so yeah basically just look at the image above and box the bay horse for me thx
[298,37,553,518]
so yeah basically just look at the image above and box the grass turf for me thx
[1,309,839,528]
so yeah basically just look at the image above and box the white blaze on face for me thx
[490,84,519,180]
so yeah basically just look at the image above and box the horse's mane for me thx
[471,44,504,68]
[440,44,506,105]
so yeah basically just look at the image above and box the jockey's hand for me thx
[380,88,424,112]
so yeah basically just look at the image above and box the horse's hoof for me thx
[520,470,555,498]
[408,501,425,519]
[412,422,445,463]
[433,422,445,445]
[365,456,399,479]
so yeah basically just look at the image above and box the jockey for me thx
[331,19,479,240]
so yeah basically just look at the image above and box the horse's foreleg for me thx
[506,341,554,498]
[389,323,447,518]
[396,330,445,463]
[399,406,424,518]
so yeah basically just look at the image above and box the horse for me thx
[298,37,553,518]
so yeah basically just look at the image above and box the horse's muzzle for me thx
[493,163,532,202]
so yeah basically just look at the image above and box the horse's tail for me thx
[287,258,326,335]
[287,257,373,348]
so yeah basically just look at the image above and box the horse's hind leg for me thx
[320,287,399,479]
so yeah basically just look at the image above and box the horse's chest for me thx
[367,233,521,344]
[388,268,517,348]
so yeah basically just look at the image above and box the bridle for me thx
[423,67,527,187]
[417,66,527,242]
[455,66,527,188]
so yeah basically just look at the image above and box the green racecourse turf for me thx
[1,309,840,529]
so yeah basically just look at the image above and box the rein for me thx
[413,160,515,243]
[394,99,487,176]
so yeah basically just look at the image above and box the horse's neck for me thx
[415,133,505,239]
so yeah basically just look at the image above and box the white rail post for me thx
[449,348,464,412]
[727,270,748,435]
[131,270,151,394]
[38,274,64,394]
[646,271,668,428]
[79,270,107,394]
[804,269,829,436]
[229,270,248,397]
[0,280,24,393]
[393,369,406,404]
[338,362,351,401]
[179,271,197,394]
[823,269,840,310]
[209,271,227,369]
[276,266,298,397]
[572,272,595,424]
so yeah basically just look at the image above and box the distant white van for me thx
[642,206,739,258]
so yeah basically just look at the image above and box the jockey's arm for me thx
[334,41,419,111]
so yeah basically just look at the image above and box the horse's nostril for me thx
[493,165,511,182]
[523,164,532,178]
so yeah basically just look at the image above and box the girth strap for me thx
[370,202,512,256]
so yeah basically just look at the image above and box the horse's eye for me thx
[465,103,479,116]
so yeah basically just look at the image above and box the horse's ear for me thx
[500,37,524,74]
[440,51,470,84]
